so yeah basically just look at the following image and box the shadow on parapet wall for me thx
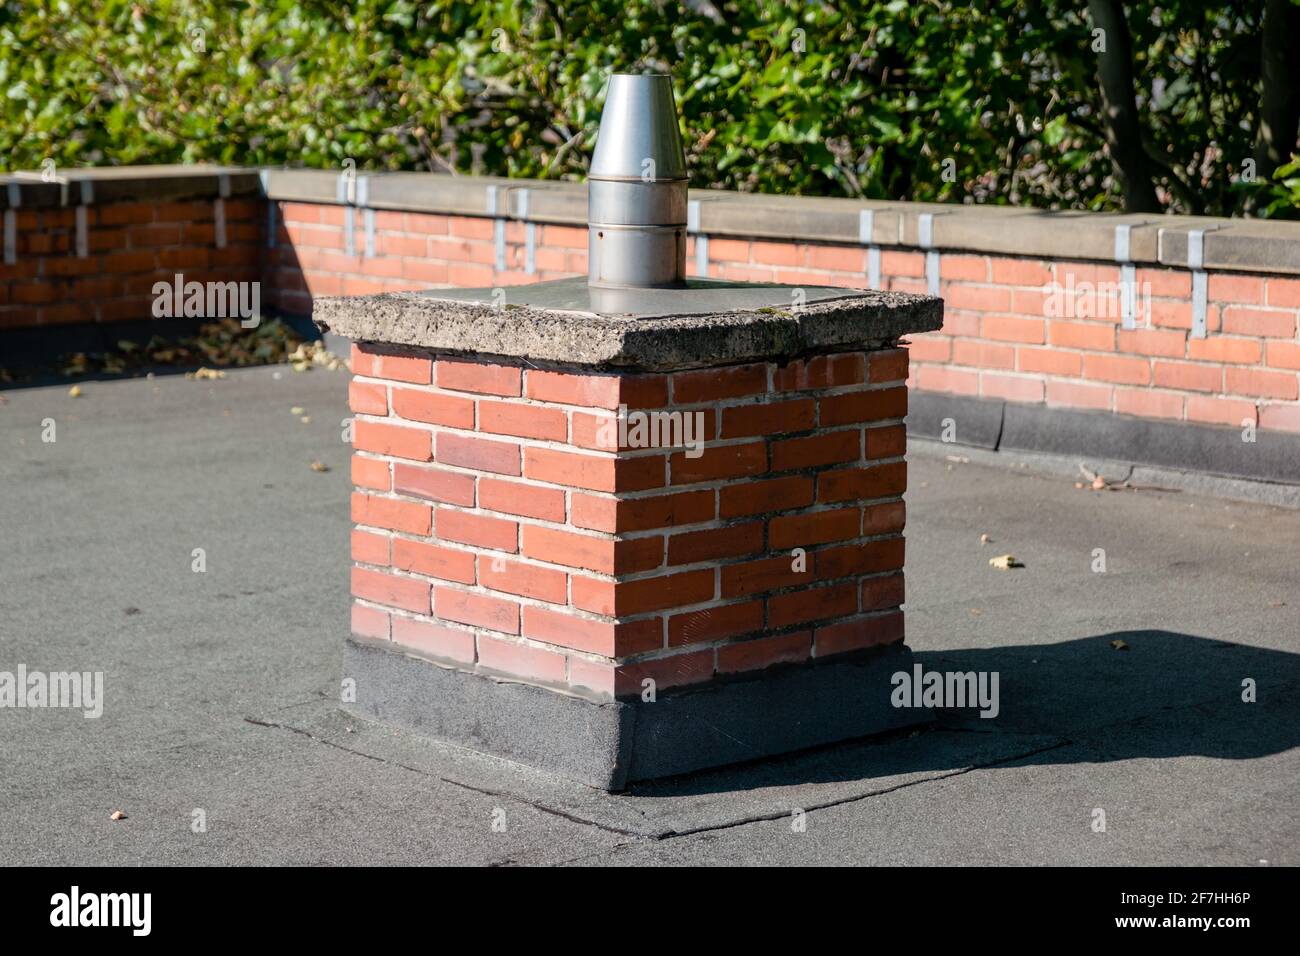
[629,630,1300,797]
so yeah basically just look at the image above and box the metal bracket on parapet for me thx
[859,209,881,289]
[688,199,707,278]
[1113,224,1138,329]
[355,177,375,258]
[336,171,358,256]
[516,188,536,275]
[486,185,506,272]
[259,170,277,249]
[74,180,93,259]
[1186,227,1221,339]
[214,173,231,249]
[919,213,940,296]
[3,182,19,265]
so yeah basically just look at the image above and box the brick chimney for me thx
[316,72,942,789]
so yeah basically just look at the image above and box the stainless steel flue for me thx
[587,73,688,289]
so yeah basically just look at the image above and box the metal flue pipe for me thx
[587,73,688,289]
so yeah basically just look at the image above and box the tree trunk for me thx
[1253,0,1300,182]
[1088,0,1161,212]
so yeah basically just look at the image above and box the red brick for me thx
[390,388,473,428]
[351,492,431,535]
[479,478,565,521]
[614,651,714,696]
[990,258,1052,286]
[351,567,430,614]
[817,461,907,504]
[436,510,516,554]
[771,430,860,472]
[1115,328,1186,358]
[1208,273,1266,305]
[805,244,863,271]
[351,455,390,491]
[436,358,521,396]
[392,463,475,506]
[670,442,766,484]
[351,345,432,384]
[522,525,614,573]
[481,558,567,604]
[769,507,860,548]
[815,537,906,580]
[772,352,865,391]
[1266,278,1300,309]
[672,364,767,403]
[1187,337,1262,365]
[752,241,802,267]
[982,314,1046,344]
[814,610,904,657]
[865,424,906,459]
[1152,361,1222,393]
[391,616,475,664]
[1260,405,1300,433]
[717,631,811,674]
[524,446,663,492]
[667,522,764,565]
[522,606,616,655]
[1220,307,1296,339]
[1114,388,1184,420]
[589,571,715,617]
[881,250,925,277]
[768,582,857,628]
[869,348,909,384]
[1225,367,1298,401]
[944,285,1012,313]
[860,573,906,611]
[819,386,907,426]
[720,399,815,438]
[477,635,563,681]
[952,340,1016,370]
[437,432,520,476]
[1082,354,1150,386]
[435,587,519,634]
[939,255,989,281]
[1266,342,1300,371]
[355,420,432,461]
[479,400,567,441]
[1048,320,1114,351]
[575,489,714,533]
[351,603,389,640]
[668,600,764,646]
[349,380,388,415]
[351,529,390,566]
[1185,395,1257,427]
[525,370,617,408]
[1045,380,1112,410]
[720,555,812,598]
[392,537,476,584]
[904,335,952,364]
[719,476,814,518]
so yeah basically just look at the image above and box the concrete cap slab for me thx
[315,276,942,370]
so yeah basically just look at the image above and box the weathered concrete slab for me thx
[314,276,943,370]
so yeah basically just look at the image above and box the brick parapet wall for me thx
[4,165,1299,436]
[347,342,909,698]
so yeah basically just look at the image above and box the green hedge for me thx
[2,0,1296,216]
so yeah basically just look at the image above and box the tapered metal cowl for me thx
[587,73,688,289]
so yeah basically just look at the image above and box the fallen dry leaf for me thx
[980,533,992,545]
[68,384,82,398]
[309,460,329,473]
[290,406,305,416]
[110,809,127,821]
[1110,639,1130,651]
[186,367,226,381]
[989,554,1024,570]
[1091,474,1107,490]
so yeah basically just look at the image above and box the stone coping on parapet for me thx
[6,164,1298,276]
